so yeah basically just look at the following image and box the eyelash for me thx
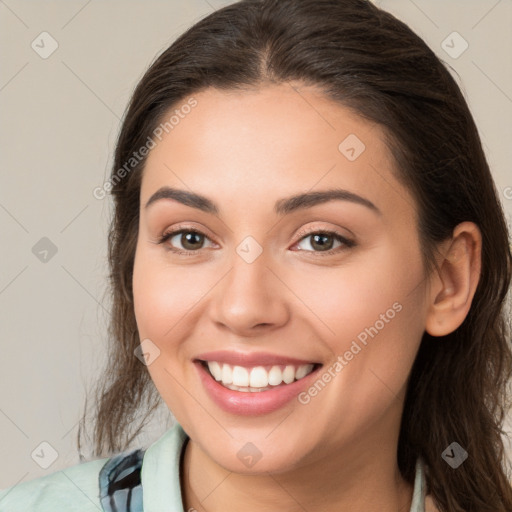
[156,225,356,257]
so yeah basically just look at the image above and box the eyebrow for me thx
[144,186,381,216]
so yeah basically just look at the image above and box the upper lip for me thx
[194,350,320,367]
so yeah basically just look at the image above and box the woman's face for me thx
[133,84,431,473]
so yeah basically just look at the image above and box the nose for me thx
[209,246,290,336]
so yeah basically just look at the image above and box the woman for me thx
[1,0,511,510]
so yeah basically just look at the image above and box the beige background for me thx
[1,0,511,489]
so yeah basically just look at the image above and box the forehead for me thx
[140,84,415,220]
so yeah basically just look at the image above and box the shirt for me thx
[0,421,432,511]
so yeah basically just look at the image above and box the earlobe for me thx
[425,222,482,337]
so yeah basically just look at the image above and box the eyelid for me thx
[292,225,356,254]
[157,223,217,251]
[160,222,215,240]
[294,224,352,242]
[157,223,356,255]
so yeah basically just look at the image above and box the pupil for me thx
[312,234,333,251]
[183,232,202,250]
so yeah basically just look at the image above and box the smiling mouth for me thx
[197,359,322,392]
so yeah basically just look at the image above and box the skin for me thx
[132,83,481,512]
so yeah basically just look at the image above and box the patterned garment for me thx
[99,448,146,512]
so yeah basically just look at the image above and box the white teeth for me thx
[282,365,295,384]
[232,366,249,387]
[208,361,222,381]
[268,366,283,386]
[225,383,269,392]
[249,366,268,388]
[205,361,316,391]
[221,364,233,384]
[295,364,312,379]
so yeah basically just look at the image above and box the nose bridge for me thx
[211,236,289,332]
[230,237,270,296]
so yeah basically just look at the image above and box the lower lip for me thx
[194,361,322,416]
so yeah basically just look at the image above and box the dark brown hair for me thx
[78,1,512,510]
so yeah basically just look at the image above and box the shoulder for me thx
[0,456,109,512]
[0,422,188,512]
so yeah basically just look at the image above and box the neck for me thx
[179,427,414,512]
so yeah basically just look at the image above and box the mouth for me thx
[196,359,323,393]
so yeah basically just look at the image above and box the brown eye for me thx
[158,228,215,254]
[294,230,356,255]
[176,231,205,250]
[309,233,335,251]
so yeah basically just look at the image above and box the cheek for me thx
[290,251,426,445]
[288,242,424,348]
[292,242,426,402]
[132,248,198,417]
[132,248,204,340]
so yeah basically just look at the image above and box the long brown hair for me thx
[78,1,512,510]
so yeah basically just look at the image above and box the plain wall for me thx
[1,0,511,489]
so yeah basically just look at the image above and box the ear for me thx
[425,221,482,337]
